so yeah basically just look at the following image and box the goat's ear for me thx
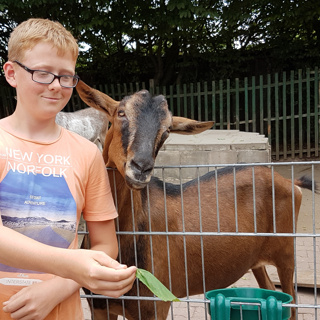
[76,80,119,121]
[171,116,214,135]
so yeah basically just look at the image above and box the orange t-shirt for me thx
[0,126,117,319]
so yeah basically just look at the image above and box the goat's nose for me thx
[130,158,154,178]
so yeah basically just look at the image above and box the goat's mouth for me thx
[124,162,153,190]
[125,175,150,190]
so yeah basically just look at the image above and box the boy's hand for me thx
[70,249,137,297]
[2,251,136,320]
[3,281,60,320]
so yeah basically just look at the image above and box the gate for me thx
[80,160,320,320]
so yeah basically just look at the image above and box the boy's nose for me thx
[48,78,62,90]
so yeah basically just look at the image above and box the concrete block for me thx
[153,166,181,181]
[153,130,270,182]
[208,150,238,165]
[155,150,180,164]
[237,149,271,163]
[154,150,180,180]
[180,150,209,165]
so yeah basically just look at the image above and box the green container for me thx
[206,288,293,320]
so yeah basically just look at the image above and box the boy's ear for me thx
[3,62,17,88]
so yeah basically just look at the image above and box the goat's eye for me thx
[118,110,126,118]
[163,129,170,138]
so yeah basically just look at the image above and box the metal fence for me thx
[1,67,319,160]
[80,161,320,320]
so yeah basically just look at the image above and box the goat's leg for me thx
[252,266,275,290]
[253,265,295,319]
[276,265,296,320]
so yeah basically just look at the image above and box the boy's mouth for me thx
[42,96,61,101]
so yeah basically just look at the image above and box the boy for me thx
[0,18,136,319]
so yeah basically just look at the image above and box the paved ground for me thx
[81,161,320,319]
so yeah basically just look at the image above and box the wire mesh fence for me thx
[80,161,320,320]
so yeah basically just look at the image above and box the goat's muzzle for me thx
[125,174,151,190]
[124,160,153,189]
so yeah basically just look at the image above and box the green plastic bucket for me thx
[206,288,293,320]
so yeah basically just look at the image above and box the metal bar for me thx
[275,73,280,160]
[197,82,202,121]
[252,166,257,233]
[178,167,191,317]
[183,84,188,118]
[290,70,296,158]
[259,75,264,135]
[146,184,158,317]
[161,170,174,319]
[267,74,272,146]
[315,67,319,157]
[190,83,195,119]
[115,231,320,237]
[282,71,287,159]
[176,84,181,116]
[233,167,239,232]
[219,80,223,129]
[244,77,249,131]
[298,69,303,158]
[227,79,230,129]
[196,168,208,320]
[235,78,240,130]
[212,80,216,125]
[306,68,311,158]
[252,76,256,132]
[204,81,209,121]
[170,85,174,116]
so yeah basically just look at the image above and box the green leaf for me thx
[136,268,180,302]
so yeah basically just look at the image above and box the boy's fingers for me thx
[93,267,137,297]
[93,251,131,270]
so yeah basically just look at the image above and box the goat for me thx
[56,108,108,151]
[76,80,313,320]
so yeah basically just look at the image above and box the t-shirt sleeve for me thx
[82,148,118,221]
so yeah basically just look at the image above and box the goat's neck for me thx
[102,126,114,163]
[107,169,145,231]
[103,127,147,230]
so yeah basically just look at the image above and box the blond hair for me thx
[8,18,78,62]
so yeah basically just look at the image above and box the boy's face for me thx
[9,42,76,120]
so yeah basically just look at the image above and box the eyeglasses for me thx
[13,60,80,88]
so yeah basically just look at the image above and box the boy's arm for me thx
[86,219,136,297]
[0,225,136,295]
[3,277,81,320]
[2,219,135,319]
[87,219,119,259]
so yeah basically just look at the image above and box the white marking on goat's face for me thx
[113,90,172,189]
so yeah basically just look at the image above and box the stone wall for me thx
[154,130,271,183]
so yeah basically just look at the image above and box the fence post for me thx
[149,79,154,95]
[282,71,287,159]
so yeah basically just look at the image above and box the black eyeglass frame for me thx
[13,60,80,88]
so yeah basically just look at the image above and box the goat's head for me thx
[76,80,214,189]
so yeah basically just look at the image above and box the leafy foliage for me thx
[0,0,319,86]
[136,268,180,302]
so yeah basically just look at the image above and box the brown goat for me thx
[76,80,312,320]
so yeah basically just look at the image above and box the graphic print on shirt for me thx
[0,147,77,273]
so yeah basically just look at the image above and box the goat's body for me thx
[75,81,309,320]
[103,166,304,319]
[56,108,108,151]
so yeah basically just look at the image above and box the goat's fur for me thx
[56,108,108,151]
